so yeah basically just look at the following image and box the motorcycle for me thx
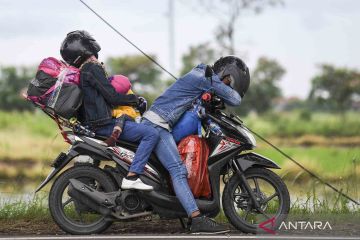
[32,93,290,235]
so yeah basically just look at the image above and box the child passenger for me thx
[105,74,145,146]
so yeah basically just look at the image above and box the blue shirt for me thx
[149,64,241,128]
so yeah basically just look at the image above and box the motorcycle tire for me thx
[49,165,117,234]
[222,167,290,233]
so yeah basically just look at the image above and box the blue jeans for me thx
[96,119,159,175]
[142,119,199,216]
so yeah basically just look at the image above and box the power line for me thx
[246,127,359,205]
[78,0,359,206]
[78,0,178,81]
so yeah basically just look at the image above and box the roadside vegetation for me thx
[0,186,358,223]
[0,110,359,182]
[1,110,359,221]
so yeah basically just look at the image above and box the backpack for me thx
[27,57,83,119]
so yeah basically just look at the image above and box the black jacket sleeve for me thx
[85,64,138,107]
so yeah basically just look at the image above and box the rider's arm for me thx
[84,64,138,107]
[206,74,241,106]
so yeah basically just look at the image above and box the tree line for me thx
[0,49,359,114]
[1,0,359,114]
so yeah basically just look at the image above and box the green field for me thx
[0,110,359,182]
[242,110,360,137]
[255,146,360,180]
[0,109,359,220]
[2,110,360,138]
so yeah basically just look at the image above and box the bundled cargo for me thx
[27,57,82,119]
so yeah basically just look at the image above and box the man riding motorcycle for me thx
[142,56,250,233]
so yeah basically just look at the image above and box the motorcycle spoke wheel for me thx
[49,166,117,234]
[222,168,290,233]
[61,179,104,226]
[233,176,280,224]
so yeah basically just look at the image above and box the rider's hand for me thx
[137,96,148,115]
[127,94,140,106]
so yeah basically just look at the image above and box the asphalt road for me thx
[0,235,360,240]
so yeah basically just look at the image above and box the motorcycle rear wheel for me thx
[49,165,117,234]
[222,167,290,233]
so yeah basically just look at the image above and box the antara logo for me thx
[279,221,332,230]
[259,217,333,234]
[259,217,276,234]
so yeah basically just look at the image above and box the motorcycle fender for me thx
[34,149,79,193]
[234,152,280,172]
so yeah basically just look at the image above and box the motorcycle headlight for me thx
[237,126,256,148]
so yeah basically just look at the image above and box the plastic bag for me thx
[46,68,83,119]
[178,135,211,198]
[27,57,82,119]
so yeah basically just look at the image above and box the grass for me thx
[0,110,359,181]
[2,110,360,138]
[1,184,358,222]
[0,110,359,225]
[0,110,67,164]
[0,110,58,138]
[243,110,360,137]
[0,194,50,221]
[254,145,360,180]
[217,197,359,224]
[215,180,359,225]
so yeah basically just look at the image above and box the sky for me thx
[0,0,359,98]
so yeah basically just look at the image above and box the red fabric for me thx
[178,135,211,198]
[38,57,64,77]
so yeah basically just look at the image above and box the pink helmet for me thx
[109,75,131,94]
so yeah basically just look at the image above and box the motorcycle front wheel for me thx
[49,165,117,234]
[222,167,290,233]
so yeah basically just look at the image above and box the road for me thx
[1,235,360,240]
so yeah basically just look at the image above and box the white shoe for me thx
[121,177,154,191]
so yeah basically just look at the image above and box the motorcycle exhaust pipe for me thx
[67,178,118,216]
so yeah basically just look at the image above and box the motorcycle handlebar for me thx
[201,92,225,111]
[200,92,244,124]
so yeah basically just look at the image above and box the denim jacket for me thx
[78,62,138,128]
[149,63,241,128]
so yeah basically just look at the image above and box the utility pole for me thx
[168,0,175,74]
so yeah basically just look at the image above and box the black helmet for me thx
[60,30,101,67]
[213,56,250,98]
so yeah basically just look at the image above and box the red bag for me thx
[178,135,211,198]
